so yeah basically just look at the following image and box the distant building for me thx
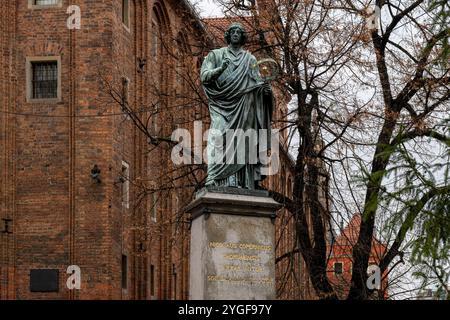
[327,214,389,299]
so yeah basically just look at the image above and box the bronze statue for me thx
[201,23,274,190]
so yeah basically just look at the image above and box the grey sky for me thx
[191,0,223,17]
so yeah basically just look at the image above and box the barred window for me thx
[32,61,58,99]
[35,0,59,5]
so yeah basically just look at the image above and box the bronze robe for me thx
[201,47,274,189]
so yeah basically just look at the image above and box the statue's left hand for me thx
[263,83,272,95]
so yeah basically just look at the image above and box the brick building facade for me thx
[1,0,326,300]
[327,215,388,299]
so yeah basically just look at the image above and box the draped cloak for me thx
[201,47,274,189]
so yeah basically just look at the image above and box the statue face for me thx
[229,28,243,46]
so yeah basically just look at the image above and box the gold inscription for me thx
[224,264,263,272]
[223,254,259,261]
[207,275,273,285]
[208,241,273,286]
[209,242,272,251]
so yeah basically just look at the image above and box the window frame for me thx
[28,0,63,9]
[122,0,130,32]
[121,161,130,209]
[334,262,344,276]
[26,56,62,103]
[151,193,157,223]
[121,77,131,120]
[151,19,159,60]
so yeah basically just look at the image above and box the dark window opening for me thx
[35,0,59,5]
[172,264,177,300]
[32,61,58,99]
[334,262,343,276]
[150,264,155,296]
[30,269,59,292]
[122,255,128,289]
[122,0,129,27]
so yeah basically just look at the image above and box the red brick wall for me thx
[0,0,18,301]
[6,0,117,300]
[1,0,308,300]
[327,240,389,299]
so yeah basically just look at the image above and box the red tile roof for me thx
[336,214,362,245]
[334,214,386,249]
[203,16,257,48]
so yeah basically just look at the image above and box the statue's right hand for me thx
[221,58,231,71]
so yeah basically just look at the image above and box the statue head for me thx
[224,23,248,46]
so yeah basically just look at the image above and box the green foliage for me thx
[380,124,450,295]
[428,0,450,66]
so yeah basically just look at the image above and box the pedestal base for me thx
[186,187,281,300]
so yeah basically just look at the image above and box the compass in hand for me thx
[253,58,280,82]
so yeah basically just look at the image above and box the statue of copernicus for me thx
[201,22,274,190]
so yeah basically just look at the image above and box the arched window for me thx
[122,0,130,29]
[150,3,170,134]
[151,16,160,61]
[287,176,292,197]
[175,33,187,85]
[280,166,286,195]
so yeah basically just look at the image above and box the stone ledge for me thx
[196,186,270,198]
[186,187,281,220]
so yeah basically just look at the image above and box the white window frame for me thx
[26,56,62,103]
[28,0,63,9]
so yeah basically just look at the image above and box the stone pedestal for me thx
[186,187,281,300]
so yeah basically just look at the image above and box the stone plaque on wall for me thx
[30,269,59,293]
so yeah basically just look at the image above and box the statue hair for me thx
[224,23,248,45]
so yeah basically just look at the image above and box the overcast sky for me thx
[191,0,224,17]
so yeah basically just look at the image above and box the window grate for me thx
[35,0,59,5]
[32,61,58,99]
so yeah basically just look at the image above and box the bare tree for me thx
[94,0,449,300]
[213,0,450,300]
